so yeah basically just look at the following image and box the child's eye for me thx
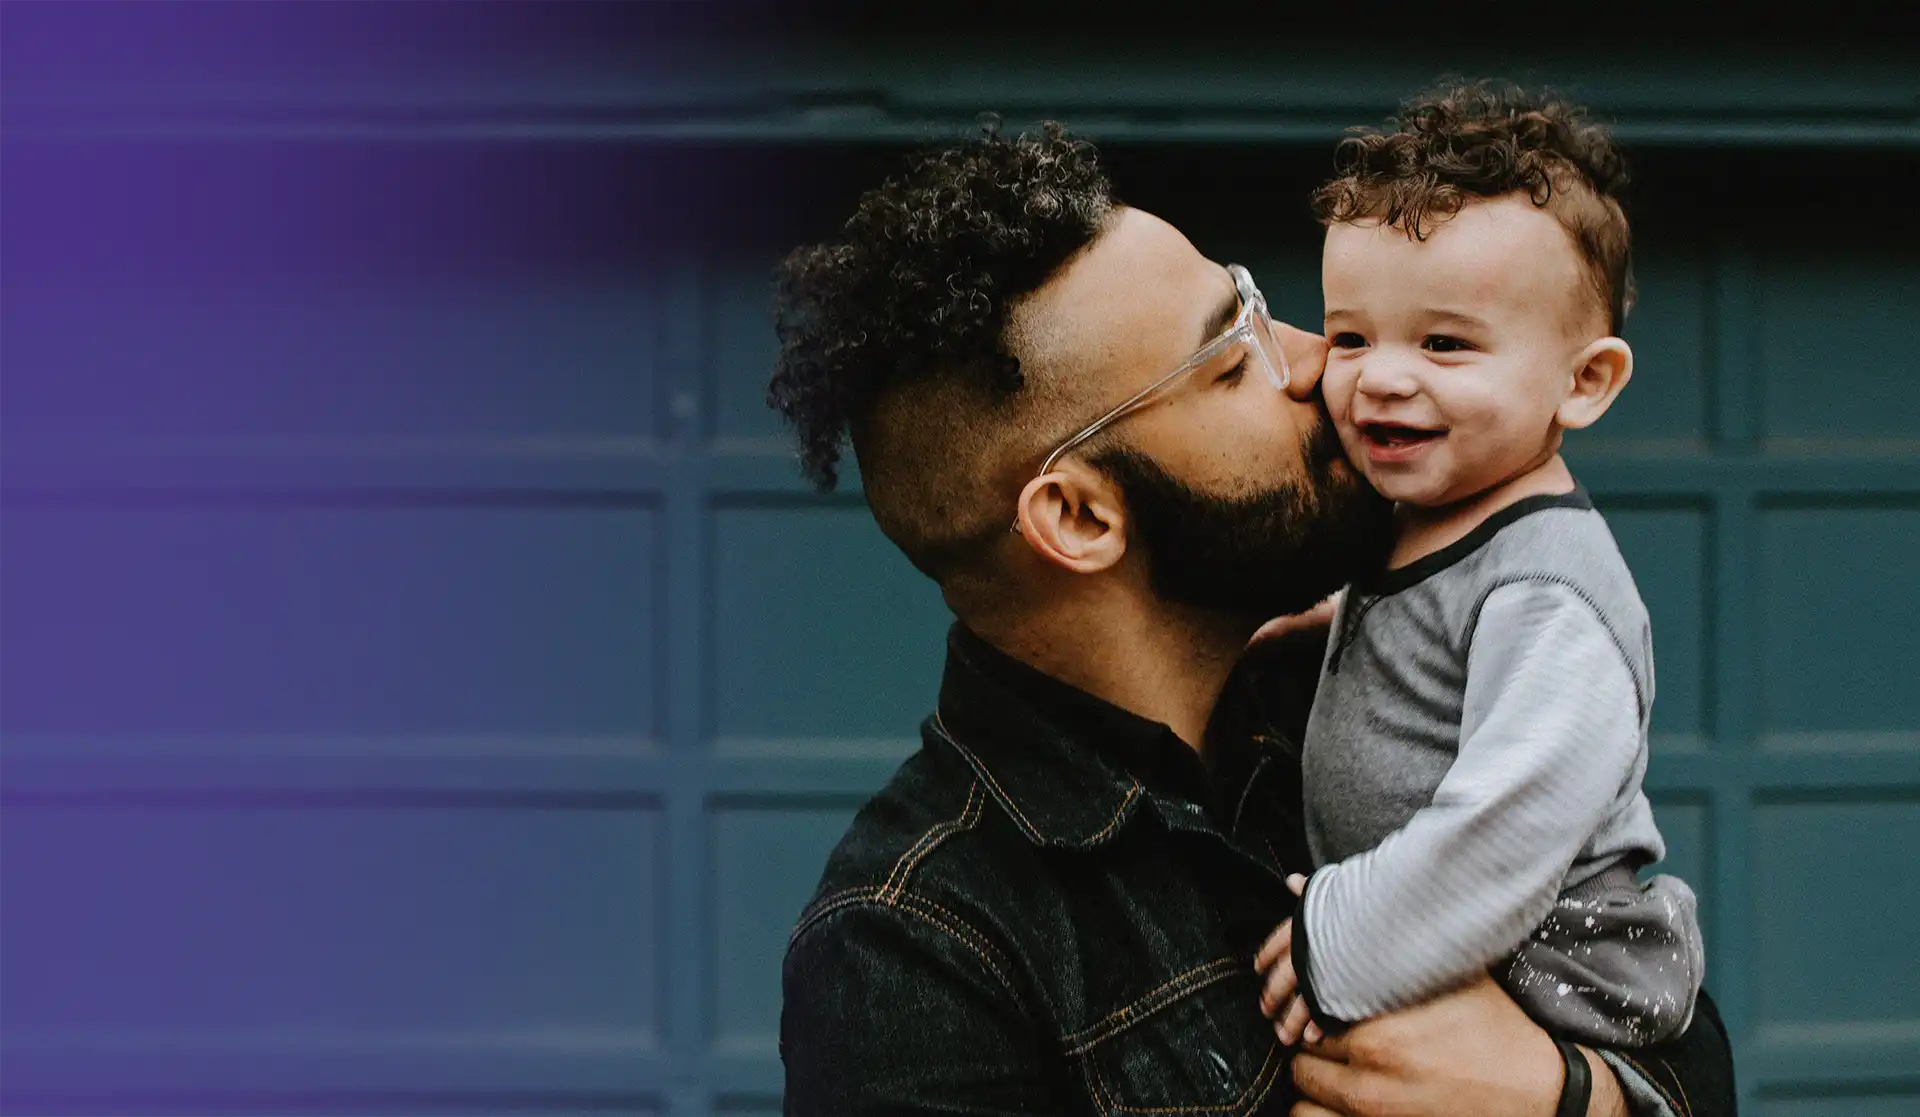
[1329,332,1367,349]
[1216,354,1249,385]
[1423,335,1473,353]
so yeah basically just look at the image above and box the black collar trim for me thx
[1355,487,1593,596]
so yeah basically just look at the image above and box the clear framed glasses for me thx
[1012,264,1290,531]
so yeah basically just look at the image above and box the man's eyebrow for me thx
[1196,270,1242,349]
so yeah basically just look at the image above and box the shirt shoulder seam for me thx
[1466,573,1648,713]
[786,882,1029,1011]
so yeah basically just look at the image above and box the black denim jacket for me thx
[780,624,1733,1115]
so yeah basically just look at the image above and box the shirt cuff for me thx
[1291,870,1351,1033]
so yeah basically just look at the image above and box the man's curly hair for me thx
[768,118,1115,582]
[1311,79,1635,334]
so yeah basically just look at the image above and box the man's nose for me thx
[1274,321,1329,401]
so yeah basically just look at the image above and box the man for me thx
[769,116,1734,1115]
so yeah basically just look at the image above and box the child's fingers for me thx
[1278,994,1314,1046]
[1259,959,1298,1017]
[1302,1019,1324,1045]
[1246,595,1340,647]
[1285,873,1307,897]
[1253,919,1292,972]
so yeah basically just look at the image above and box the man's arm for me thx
[1289,977,1736,1117]
[781,899,1060,1116]
[1597,988,1737,1117]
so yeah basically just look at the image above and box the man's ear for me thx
[1014,463,1128,574]
[1558,337,1633,430]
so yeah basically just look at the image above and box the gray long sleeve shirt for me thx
[1297,488,1701,1035]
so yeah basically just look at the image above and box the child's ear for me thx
[1558,337,1633,430]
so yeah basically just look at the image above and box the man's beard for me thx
[1093,410,1394,624]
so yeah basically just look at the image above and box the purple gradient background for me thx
[2,2,809,1109]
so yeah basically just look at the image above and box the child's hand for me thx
[1247,590,1343,648]
[1255,925,1317,1045]
[1253,873,1322,1046]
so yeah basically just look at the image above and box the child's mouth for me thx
[1359,422,1445,463]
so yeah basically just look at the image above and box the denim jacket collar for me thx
[932,623,1252,850]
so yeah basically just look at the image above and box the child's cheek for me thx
[1331,411,1369,464]
[1320,375,1383,484]
[1322,362,1358,420]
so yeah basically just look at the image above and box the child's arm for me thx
[1289,578,1649,1030]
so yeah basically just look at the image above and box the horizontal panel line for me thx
[3,1047,793,1108]
[14,1043,1920,1105]
[0,738,913,797]
[0,1090,669,1116]
[0,1049,670,1101]
[3,1046,785,1110]
[1570,462,1920,496]
[6,737,1915,797]
[0,733,670,755]
[0,485,664,510]
[1757,1020,1920,1047]
[7,444,1915,497]
[1,446,681,493]
[1760,731,1920,754]
[0,736,671,797]
[1649,750,1920,793]
[7,1027,663,1052]
[2,436,675,457]
[0,788,666,810]
[1749,1078,1920,1096]
[1740,1022,1920,1089]
[8,113,1920,149]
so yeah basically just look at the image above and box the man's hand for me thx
[1288,975,1628,1117]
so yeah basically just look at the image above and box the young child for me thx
[1254,81,1705,1051]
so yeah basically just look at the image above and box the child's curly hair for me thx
[1312,78,1635,334]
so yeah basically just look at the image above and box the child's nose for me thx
[1355,352,1420,399]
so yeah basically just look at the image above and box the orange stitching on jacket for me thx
[1061,957,1244,1053]
[1085,1050,1117,1117]
[931,712,1049,842]
[893,892,1021,1004]
[1083,781,1144,845]
[1240,1042,1282,1115]
[879,780,984,903]
[787,886,1024,1008]
[1651,1054,1691,1117]
[788,886,882,946]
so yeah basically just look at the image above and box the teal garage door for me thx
[3,6,1914,1115]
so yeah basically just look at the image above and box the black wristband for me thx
[1554,1038,1593,1117]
